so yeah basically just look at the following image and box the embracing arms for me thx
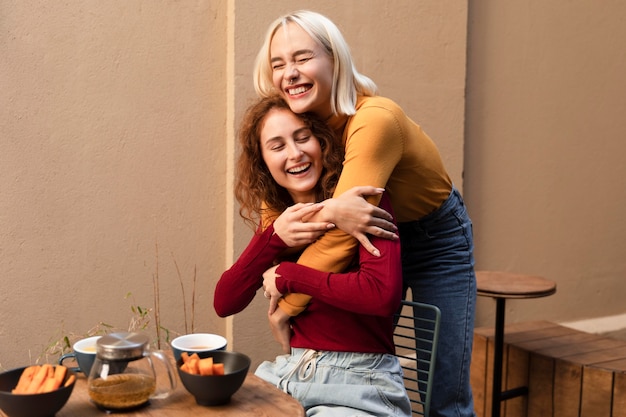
[275,104,404,316]
[213,203,334,317]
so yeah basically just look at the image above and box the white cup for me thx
[170,333,227,362]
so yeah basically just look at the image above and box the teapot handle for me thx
[148,349,178,399]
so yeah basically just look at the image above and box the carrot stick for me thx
[213,363,225,375]
[63,374,76,387]
[198,357,214,376]
[24,364,52,394]
[12,366,37,394]
[38,377,58,393]
[38,366,67,392]
[53,366,67,385]
[187,358,199,375]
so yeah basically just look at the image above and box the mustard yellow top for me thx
[275,95,453,315]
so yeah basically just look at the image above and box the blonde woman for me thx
[255,11,477,417]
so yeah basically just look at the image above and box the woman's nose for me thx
[285,62,299,82]
[287,143,304,159]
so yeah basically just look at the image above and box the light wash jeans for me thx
[255,348,411,417]
[398,187,477,417]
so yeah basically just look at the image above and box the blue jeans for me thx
[255,348,411,417]
[398,187,477,417]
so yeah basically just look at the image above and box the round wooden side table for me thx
[476,270,557,417]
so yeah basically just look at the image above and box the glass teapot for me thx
[87,332,176,411]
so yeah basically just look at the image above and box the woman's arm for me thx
[276,104,404,316]
[317,186,398,256]
[272,203,336,247]
[213,224,287,317]
[266,193,402,316]
[215,203,335,317]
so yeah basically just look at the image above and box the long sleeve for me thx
[282,192,403,354]
[278,98,404,315]
[214,224,288,317]
[276,193,401,317]
[275,210,402,317]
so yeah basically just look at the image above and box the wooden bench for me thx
[471,320,626,417]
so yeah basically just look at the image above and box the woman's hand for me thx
[262,265,283,314]
[323,186,398,256]
[263,265,291,353]
[268,308,292,353]
[273,203,335,247]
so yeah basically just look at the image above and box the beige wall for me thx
[1,1,229,368]
[0,0,467,370]
[465,1,626,328]
[1,0,624,372]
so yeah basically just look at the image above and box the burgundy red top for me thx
[214,195,402,353]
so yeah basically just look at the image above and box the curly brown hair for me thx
[235,95,344,229]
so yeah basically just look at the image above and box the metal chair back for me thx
[394,300,441,417]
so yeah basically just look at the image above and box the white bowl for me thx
[170,333,227,362]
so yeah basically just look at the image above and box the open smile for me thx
[287,163,311,175]
[286,85,312,96]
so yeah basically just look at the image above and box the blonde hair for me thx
[253,10,378,116]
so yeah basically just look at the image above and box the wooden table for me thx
[53,373,304,416]
[1,358,305,417]
[476,270,557,417]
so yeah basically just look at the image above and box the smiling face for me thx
[270,22,334,118]
[259,108,324,203]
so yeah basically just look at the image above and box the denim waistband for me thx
[289,347,396,369]
[398,186,465,230]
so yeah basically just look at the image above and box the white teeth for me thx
[288,86,308,95]
[288,163,310,174]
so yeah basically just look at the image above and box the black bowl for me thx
[176,350,250,406]
[0,366,76,417]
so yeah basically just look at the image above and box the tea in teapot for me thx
[88,332,175,411]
